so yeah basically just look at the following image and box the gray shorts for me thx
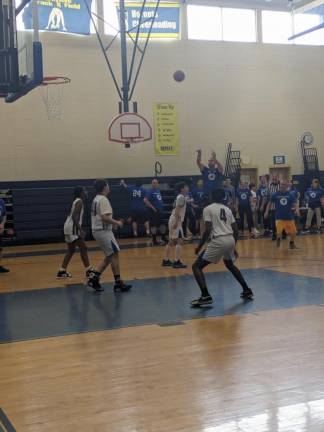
[93,230,120,257]
[203,235,235,264]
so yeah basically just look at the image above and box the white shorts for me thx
[203,235,236,264]
[93,230,120,257]
[168,217,184,240]
[65,234,80,244]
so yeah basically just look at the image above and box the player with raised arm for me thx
[191,189,253,307]
[57,186,93,279]
[196,149,224,199]
[162,182,189,269]
[0,196,9,273]
[120,179,150,237]
[87,179,132,292]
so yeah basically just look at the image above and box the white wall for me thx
[1,29,324,181]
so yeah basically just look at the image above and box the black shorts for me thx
[131,209,148,224]
[149,209,163,227]
[0,234,3,250]
[194,207,203,219]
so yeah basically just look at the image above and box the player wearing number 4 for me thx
[264,180,298,250]
[162,182,189,269]
[191,189,254,307]
[120,179,150,237]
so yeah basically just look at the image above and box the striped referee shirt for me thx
[267,182,280,210]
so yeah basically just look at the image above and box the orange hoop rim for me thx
[42,76,71,86]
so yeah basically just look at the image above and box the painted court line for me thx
[0,409,16,432]
[1,269,324,344]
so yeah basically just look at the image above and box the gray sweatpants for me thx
[306,207,322,229]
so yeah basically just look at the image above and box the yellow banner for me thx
[154,103,179,156]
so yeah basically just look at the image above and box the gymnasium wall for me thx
[1,28,324,182]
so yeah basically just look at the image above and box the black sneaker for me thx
[173,261,187,269]
[302,229,310,234]
[114,282,132,292]
[0,266,9,273]
[190,295,213,307]
[56,270,72,279]
[85,268,95,279]
[289,242,299,250]
[276,238,281,248]
[162,259,173,267]
[87,278,104,292]
[240,288,254,300]
[152,240,165,246]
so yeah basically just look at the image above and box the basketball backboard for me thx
[108,112,152,146]
[0,0,43,101]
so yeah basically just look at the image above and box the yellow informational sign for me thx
[153,103,179,156]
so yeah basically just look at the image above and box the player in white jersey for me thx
[87,179,132,292]
[191,188,254,307]
[162,182,189,269]
[57,186,93,279]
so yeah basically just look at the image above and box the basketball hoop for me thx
[42,76,71,120]
[108,112,152,149]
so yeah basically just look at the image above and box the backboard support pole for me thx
[119,0,129,113]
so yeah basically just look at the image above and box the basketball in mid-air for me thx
[173,70,185,82]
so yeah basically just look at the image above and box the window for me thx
[104,0,120,35]
[293,12,324,45]
[90,0,98,35]
[262,11,293,44]
[222,8,256,42]
[187,5,222,40]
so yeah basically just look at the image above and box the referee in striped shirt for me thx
[267,175,280,240]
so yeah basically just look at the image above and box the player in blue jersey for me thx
[196,149,224,199]
[288,180,301,233]
[222,178,235,212]
[303,179,324,233]
[0,196,9,273]
[257,176,270,235]
[236,181,258,237]
[265,180,298,249]
[144,178,167,245]
[120,179,150,238]
[191,179,205,236]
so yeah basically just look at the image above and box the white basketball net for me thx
[42,77,70,120]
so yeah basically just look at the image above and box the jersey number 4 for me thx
[220,208,227,222]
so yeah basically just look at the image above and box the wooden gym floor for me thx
[1,235,324,431]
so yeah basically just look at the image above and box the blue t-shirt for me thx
[0,198,6,224]
[257,186,268,201]
[223,187,234,207]
[201,166,223,194]
[237,188,251,206]
[305,187,324,209]
[127,185,146,212]
[146,188,164,211]
[271,191,296,220]
[192,187,204,208]
[289,187,299,202]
